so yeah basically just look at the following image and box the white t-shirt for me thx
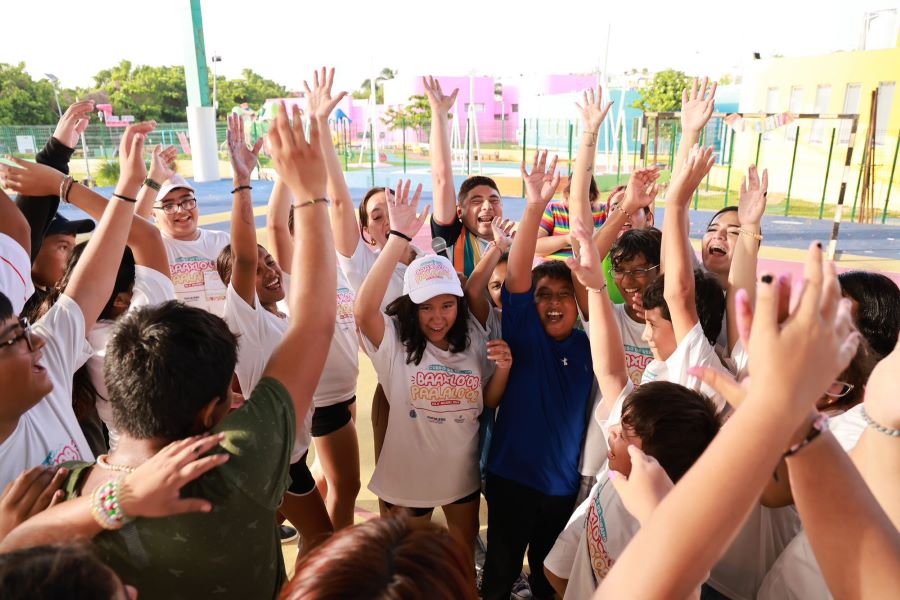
[486,306,502,341]
[0,232,35,315]
[0,295,94,488]
[87,267,176,450]
[707,504,801,600]
[612,305,654,386]
[640,322,733,414]
[338,237,423,311]
[544,470,640,599]
[223,281,310,463]
[361,313,493,507]
[162,228,230,316]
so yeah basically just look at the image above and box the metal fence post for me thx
[616,120,624,185]
[694,127,705,210]
[784,126,800,216]
[521,119,527,197]
[723,129,735,206]
[567,122,574,177]
[401,116,407,174]
[882,133,900,223]
[818,129,836,219]
[369,122,375,188]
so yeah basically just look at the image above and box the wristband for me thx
[143,178,161,191]
[231,185,252,194]
[784,414,829,457]
[586,283,608,294]
[112,193,137,203]
[388,229,413,243]
[59,175,74,205]
[90,477,134,530]
[291,197,329,209]
[739,227,763,241]
[615,205,632,219]
[861,406,900,438]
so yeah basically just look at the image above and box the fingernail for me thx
[58,467,68,476]
[203,503,213,513]
[761,274,773,284]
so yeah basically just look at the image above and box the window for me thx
[464,103,485,113]
[810,85,832,143]
[511,104,519,113]
[875,82,895,145]
[786,86,803,141]
[493,113,508,121]
[839,84,861,144]
[763,87,779,140]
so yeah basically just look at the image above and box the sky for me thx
[3,0,898,93]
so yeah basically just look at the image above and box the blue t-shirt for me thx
[486,285,594,496]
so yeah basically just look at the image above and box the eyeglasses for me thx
[825,380,855,398]
[153,197,197,214]
[0,318,35,353]
[535,290,574,303]
[609,265,659,280]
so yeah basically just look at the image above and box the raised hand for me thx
[669,144,714,206]
[622,166,661,215]
[267,102,326,203]
[565,217,605,289]
[0,156,65,197]
[490,216,515,253]
[52,100,94,149]
[680,77,717,133]
[574,86,613,132]
[227,113,264,183]
[118,433,229,518]
[521,150,560,207]
[117,121,155,190]
[487,339,513,371]
[422,76,459,116]
[738,165,768,226]
[148,145,178,184]
[304,67,348,121]
[609,445,674,526]
[385,179,428,239]
[747,244,860,415]
[0,466,67,539]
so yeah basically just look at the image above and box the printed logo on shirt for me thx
[586,479,615,583]
[624,344,654,385]
[42,440,81,466]
[336,287,355,327]
[408,364,481,421]
[170,256,226,310]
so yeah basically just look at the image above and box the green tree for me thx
[633,69,691,112]
[351,67,396,104]
[381,94,433,141]
[214,68,290,120]
[0,63,59,124]
[90,60,188,122]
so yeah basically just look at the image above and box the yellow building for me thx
[727,39,900,215]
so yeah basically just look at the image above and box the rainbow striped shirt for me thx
[539,200,608,260]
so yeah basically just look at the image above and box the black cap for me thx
[46,214,96,237]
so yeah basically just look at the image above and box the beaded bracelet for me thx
[90,477,134,530]
[861,406,900,438]
[615,205,632,219]
[739,227,764,241]
[587,283,608,294]
[59,175,74,205]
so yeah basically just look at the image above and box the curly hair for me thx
[384,294,470,365]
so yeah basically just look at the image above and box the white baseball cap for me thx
[156,174,196,202]
[403,255,463,303]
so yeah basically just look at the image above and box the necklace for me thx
[96,454,136,474]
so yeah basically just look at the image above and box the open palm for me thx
[738,165,768,225]
[304,67,347,121]
[422,75,459,115]
[227,113,263,181]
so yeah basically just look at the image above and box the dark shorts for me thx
[311,397,356,437]
[287,451,316,496]
[383,488,481,518]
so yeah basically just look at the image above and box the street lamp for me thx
[211,54,222,115]
[45,73,63,117]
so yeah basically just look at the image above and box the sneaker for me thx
[510,572,532,599]
[279,524,299,544]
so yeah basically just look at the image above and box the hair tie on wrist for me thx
[231,185,252,194]
[388,229,413,243]
[59,175,74,205]
[112,193,137,203]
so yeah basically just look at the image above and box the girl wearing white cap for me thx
[354,179,513,561]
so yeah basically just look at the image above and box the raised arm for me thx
[262,103,336,430]
[464,217,513,326]
[674,78,716,178]
[64,122,154,332]
[727,166,767,352]
[226,113,265,306]
[266,178,294,272]
[304,67,357,258]
[353,181,428,348]
[594,246,860,600]
[569,87,612,234]
[423,76,460,226]
[662,145,715,343]
[0,187,30,256]
[0,159,169,276]
[135,145,177,219]
[506,151,560,293]
[566,219,629,407]
[14,100,92,261]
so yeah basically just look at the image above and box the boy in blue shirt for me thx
[481,151,594,600]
